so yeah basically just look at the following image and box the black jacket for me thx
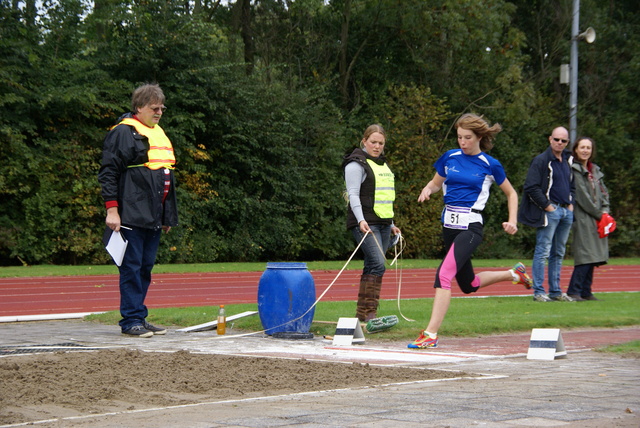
[518,146,574,228]
[98,113,179,230]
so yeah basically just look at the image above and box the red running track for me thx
[1,265,638,317]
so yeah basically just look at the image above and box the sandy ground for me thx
[0,348,465,425]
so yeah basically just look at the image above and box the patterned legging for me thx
[434,222,484,294]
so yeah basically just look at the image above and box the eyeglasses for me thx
[552,137,569,144]
[149,106,167,113]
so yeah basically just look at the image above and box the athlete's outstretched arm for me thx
[418,173,445,203]
[499,178,518,235]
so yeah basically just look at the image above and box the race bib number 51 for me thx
[444,206,471,230]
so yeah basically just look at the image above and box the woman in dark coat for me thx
[567,137,610,301]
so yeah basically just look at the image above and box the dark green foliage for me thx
[0,0,638,265]
[377,84,451,258]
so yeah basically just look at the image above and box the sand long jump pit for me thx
[0,343,504,426]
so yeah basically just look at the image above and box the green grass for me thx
[596,340,640,357]
[86,292,640,341]
[1,257,639,278]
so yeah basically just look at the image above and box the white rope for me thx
[210,230,372,340]
[366,231,413,322]
[211,227,416,340]
[392,236,414,321]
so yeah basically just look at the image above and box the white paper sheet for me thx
[105,230,128,266]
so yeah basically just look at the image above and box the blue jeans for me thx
[532,206,573,298]
[351,224,391,277]
[118,227,162,331]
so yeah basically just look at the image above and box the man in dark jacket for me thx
[98,83,179,337]
[518,126,575,302]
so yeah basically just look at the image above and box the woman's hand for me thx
[418,174,445,203]
[502,221,518,235]
[359,220,370,233]
[418,186,433,202]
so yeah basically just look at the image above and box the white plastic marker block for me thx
[526,328,567,360]
[332,317,365,345]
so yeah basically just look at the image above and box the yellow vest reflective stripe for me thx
[115,118,175,170]
[366,159,395,219]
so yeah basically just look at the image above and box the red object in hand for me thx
[597,213,617,238]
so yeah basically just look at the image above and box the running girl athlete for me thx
[408,113,532,349]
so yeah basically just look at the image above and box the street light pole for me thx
[569,0,596,147]
[569,0,580,146]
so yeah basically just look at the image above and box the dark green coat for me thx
[571,161,609,266]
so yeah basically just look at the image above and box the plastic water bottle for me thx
[217,305,226,335]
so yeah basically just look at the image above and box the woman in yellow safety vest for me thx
[98,83,178,338]
[342,124,401,322]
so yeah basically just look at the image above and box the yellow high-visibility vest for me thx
[366,159,395,218]
[115,118,175,170]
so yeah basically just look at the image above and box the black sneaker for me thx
[143,321,167,335]
[122,325,153,338]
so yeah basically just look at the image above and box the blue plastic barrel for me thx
[257,262,316,335]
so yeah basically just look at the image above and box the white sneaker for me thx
[533,294,552,302]
[550,293,576,302]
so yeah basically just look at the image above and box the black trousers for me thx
[567,263,595,298]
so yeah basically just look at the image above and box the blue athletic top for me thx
[434,149,507,216]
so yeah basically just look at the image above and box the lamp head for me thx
[578,27,596,44]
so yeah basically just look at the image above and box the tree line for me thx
[1,0,638,266]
